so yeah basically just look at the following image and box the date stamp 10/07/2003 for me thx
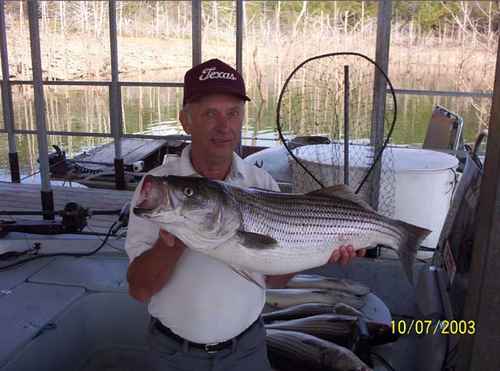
[391,320,476,336]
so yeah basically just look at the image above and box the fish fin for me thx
[394,220,432,285]
[229,265,265,289]
[236,230,278,249]
[306,184,375,212]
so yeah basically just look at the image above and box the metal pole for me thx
[344,65,350,186]
[0,0,19,182]
[236,0,243,74]
[369,0,392,210]
[235,0,244,156]
[27,0,54,219]
[108,0,125,190]
[192,0,202,66]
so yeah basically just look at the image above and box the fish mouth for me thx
[132,207,152,216]
[133,175,170,216]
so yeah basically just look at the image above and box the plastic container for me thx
[290,144,458,248]
[392,148,458,248]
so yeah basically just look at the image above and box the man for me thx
[125,58,365,371]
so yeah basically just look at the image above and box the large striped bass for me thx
[266,329,372,371]
[133,175,430,283]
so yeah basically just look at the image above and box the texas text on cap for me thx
[183,58,251,105]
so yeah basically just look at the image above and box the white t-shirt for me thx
[125,144,280,343]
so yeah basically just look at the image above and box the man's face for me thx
[180,94,244,160]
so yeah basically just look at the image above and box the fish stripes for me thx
[134,175,431,283]
[266,329,372,371]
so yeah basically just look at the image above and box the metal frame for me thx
[0,0,18,182]
[192,0,202,66]
[392,88,492,98]
[108,0,125,189]
[0,0,203,213]
[27,0,53,219]
[2,5,500,363]
[236,0,243,74]
[344,65,350,186]
[0,0,206,196]
[369,0,392,211]
[235,0,244,155]
[0,0,495,208]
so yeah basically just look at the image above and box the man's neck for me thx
[190,151,232,180]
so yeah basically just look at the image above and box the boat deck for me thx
[0,182,425,371]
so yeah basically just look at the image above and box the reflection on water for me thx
[0,84,489,182]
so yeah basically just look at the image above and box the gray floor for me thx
[1,236,440,371]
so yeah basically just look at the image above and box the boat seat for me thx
[415,147,483,371]
[423,105,464,152]
[434,149,483,281]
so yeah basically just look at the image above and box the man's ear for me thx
[179,110,191,134]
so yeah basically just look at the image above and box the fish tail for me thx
[394,220,431,284]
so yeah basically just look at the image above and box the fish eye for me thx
[183,187,194,197]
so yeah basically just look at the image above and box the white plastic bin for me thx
[392,148,458,248]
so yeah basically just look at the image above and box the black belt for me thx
[152,317,258,353]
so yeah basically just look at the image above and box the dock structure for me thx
[0,182,133,235]
[0,1,500,370]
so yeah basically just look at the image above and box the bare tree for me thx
[293,1,308,38]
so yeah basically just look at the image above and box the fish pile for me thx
[266,274,371,310]
[267,330,371,371]
[133,175,431,285]
[262,274,397,371]
[286,274,371,296]
[266,288,365,310]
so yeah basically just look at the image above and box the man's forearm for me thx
[127,238,184,302]
[266,273,296,288]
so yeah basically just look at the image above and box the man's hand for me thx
[329,245,366,265]
[158,229,185,251]
[127,229,185,302]
[266,273,296,289]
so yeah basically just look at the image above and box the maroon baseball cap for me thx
[183,58,251,105]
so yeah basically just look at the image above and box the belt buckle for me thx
[204,342,220,354]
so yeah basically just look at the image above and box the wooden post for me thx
[458,34,500,371]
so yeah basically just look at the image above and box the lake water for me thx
[0,83,490,182]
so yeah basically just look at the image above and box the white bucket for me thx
[290,145,458,248]
[392,148,458,248]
